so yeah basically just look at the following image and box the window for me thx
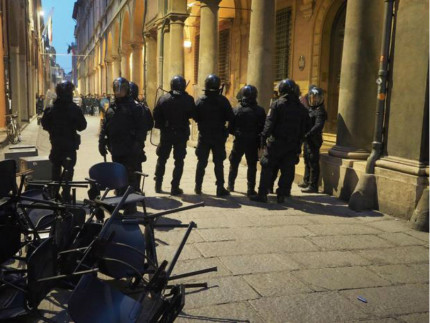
[218,29,230,84]
[274,7,292,81]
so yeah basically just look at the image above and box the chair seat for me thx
[102,193,145,207]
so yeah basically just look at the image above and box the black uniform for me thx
[228,101,266,193]
[99,97,146,190]
[194,93,234,191]
[303,104,327,189]
[257,94,308,198]
[153,92,196,190]
[41,98,87,200]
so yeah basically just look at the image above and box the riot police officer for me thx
[251,79,309,203]
[299,87,327,193]
[228,85,266,196]
[129,82,154,161]
[99,77,146,191]
[153,75,196,195]
[194,74,234,196]
[41,81,87,202]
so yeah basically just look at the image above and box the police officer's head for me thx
[113,77,130,100]
[204,74,221,94]
[278,79,296,97]
[308,87,324,107]
[170,75,186,96]
[55,81,75,101]
[240,85,258,105]
[129,82,139,100]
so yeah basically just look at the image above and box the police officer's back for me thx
[99,77,146,191]
[41,81,87,201]
[251,79,308,203]
[228,85,266,196]
[153,76,196,195]
[129,82,154,146]
[194,74,234,196]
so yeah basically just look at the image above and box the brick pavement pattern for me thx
[2,116,428,323]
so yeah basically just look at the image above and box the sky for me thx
[41,0,76,73]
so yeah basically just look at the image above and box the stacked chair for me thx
[0,159,215,322]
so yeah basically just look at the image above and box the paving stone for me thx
[220,254,300,275]
[244,271,313,297]
[366,220,413,233]
[169,257,231,282]
[195,237,319,258]
[249,214,314,226]
[292,266,391,291]
[305,223,383,236]
[155,228,204,245]
[157,244,202,261]
[398,312,429,323]
[304,214,365,224]
[356,246,429,265]
[178,302,264,323]
[340,284,429,317]
[310,235,395,250]
[377,232,428,246]
[184,276,259,309]
[350,319,398,323]
[289,250,372,268]
[404,230,429,243]
[367,264,429,284]
[249,292,369,322]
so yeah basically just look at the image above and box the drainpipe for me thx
[348,0,395,211]
[157,18,167,89]
[142,0,148,95]
[365,0,395,174]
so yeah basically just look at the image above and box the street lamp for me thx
[38,10,44,17]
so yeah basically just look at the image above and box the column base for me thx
[328,145,369,160]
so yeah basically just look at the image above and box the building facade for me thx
[74,0,429,221]
[0,0,47,130]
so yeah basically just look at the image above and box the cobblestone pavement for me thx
[2,116,429,323]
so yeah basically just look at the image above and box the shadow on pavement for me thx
[181,194,242,209]
[179,313,250,323]
[144,196,183,210]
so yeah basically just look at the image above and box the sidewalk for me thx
[4,117,429,322]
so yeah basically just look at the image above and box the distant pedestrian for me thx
[41,81,87,202]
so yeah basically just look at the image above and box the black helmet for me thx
[278,79,296,96]
[308,87,324,107]
[113,77,130,99]
[240,85,258,104]
[129,82,139,100]
[170,75,186,95]
[204,74,221,93]
[55,81,75,98]
[293,83,301,98]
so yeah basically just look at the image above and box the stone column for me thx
[169,14,187,77]
[105,60,113,94]
[112,56,121,80]
[329,0,384,159]
[121,50,130,80]
[19,54,29,121]
[163,29,171,89]
[145,32,158,108]
[247,0,275,111]
[9,47,20,116]
[197,0,221,90]
[131,43,143,88]
[100,64,106,94]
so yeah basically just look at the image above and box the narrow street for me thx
[2,116,428,322]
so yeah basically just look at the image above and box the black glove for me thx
[260,136,267,150]
[98,143,107,156]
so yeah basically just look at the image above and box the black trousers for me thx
[228,138,258,190]
[303,140,321,189]
[50,150,77,202]
[257,141,297,197]
[112,154,142,192]
[154,134,187,188]
[195,136,227,188]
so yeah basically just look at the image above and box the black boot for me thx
[250,194,268,203]
[155,180,162,193]
[247,184,257,197]
[227,182,235,192]
[297,182,309,188]
[194,185,202,195]
[171,186,183,196]
[216,186,230,197]
[301,185,318,193]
